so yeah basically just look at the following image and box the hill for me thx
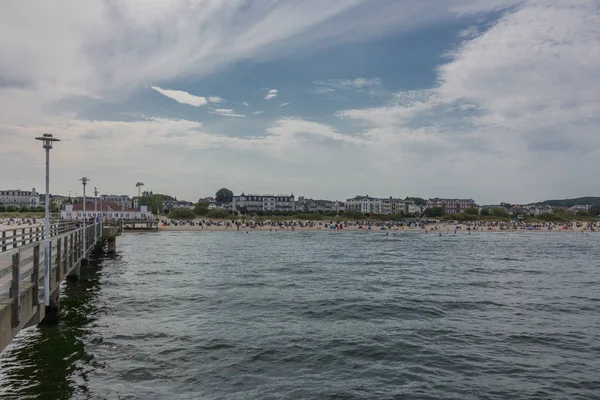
[540,197,600,207]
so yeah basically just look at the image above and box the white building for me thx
[0,188,39,208]
[232,193,295,213]
[100,194,131,209]
[427,198,476,214]
[61,201,153,220]
[345,196,382,214]
[172,200,194,210]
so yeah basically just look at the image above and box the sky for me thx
[1,0,599,204]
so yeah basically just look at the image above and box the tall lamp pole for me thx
[80,177,89,260]
[94,187,98,244]
[35,133,60,306]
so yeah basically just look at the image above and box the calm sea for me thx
[1,231,599,399]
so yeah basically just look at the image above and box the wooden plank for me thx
[32,245,39,308]
[56,237,62,282]
[70,232,74,271]
[63,235,67,275]
[11,252,20,327]
[1,230,6,251]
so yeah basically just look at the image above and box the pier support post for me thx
[107,237,116,254]
[42,290,60,324]
[32,245,40,308]
[11,252,20,327]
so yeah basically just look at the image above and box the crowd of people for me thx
[158,218,600,233]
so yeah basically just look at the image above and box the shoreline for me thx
[156,219,599,233]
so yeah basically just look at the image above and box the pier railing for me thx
[0,221,79,254]
[0,222,102,329]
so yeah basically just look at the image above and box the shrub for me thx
[168,209,196,219]
[206,209,231,218]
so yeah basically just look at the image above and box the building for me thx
[406,202,420,214]
[159,194,177,213]
[172,200,194,210]
[295,197,338,213]
[100,194,131,209]
[232,193,295,213]
[427,198,476,214]
[345,196,382,214]
[0,188,39,209]
[197,197,216,204]
[570,205,590,212]
[61,201,153,220]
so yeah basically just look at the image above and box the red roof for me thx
[66,200,142,212]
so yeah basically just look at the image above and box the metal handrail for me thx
[0,221,78,253]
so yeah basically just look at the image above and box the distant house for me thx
[345,195,382,214]
[570,204,590,212]
[100,194,131,210]
[232,193,295,213]
[61,201,153,220]
[197,197,216,204]
[0,188,39,208]
[172,200,194,210]
[426,198,476,214]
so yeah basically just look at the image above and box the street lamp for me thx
[94,187,98,244]
[35,133,60,306]
[80,177,89,260]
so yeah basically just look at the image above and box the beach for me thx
[156,218,599,233]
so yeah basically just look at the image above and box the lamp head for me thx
[35,133,60,150]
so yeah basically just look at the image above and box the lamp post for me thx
[80,177,89,260]
[94,187,98,244]
[35,133,60,306]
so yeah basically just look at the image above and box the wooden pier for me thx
[0,221,117,353]
[106,219,158,231]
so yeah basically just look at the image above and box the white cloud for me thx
[211,108,245,117]
[264,89,278,100]
[337,0,600,202]
[252,110,265,115]
[151,86,207,107]
[208,96,224,103]
[242,102,249,106]
[278,102,291,107]
[3,0,598,203]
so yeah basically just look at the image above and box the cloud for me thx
[208,96,223,103]
[278,102,291,107]
[151,86,207,107]
[242,102,249,106]
[252,110,265,115]
[211,108,245,117]
[336,0,600,202]
[264,89,278,100]
[3,0,598,203]
[313,78,384,97]
[0,0,516,125]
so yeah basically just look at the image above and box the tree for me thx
[591,204,600,216]
[168,209,196,219]
[206,209,231,218]
[194,202,209,216]
[424,206,445,217]
[464,207,479,216]
[492,208,509,218]
[480,208,490,216]
[215,188,234,204]
[140,191,164,215]
[406,197,426,206]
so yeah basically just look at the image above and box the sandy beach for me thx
[156,218,599,233]
[1,217,598,234]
